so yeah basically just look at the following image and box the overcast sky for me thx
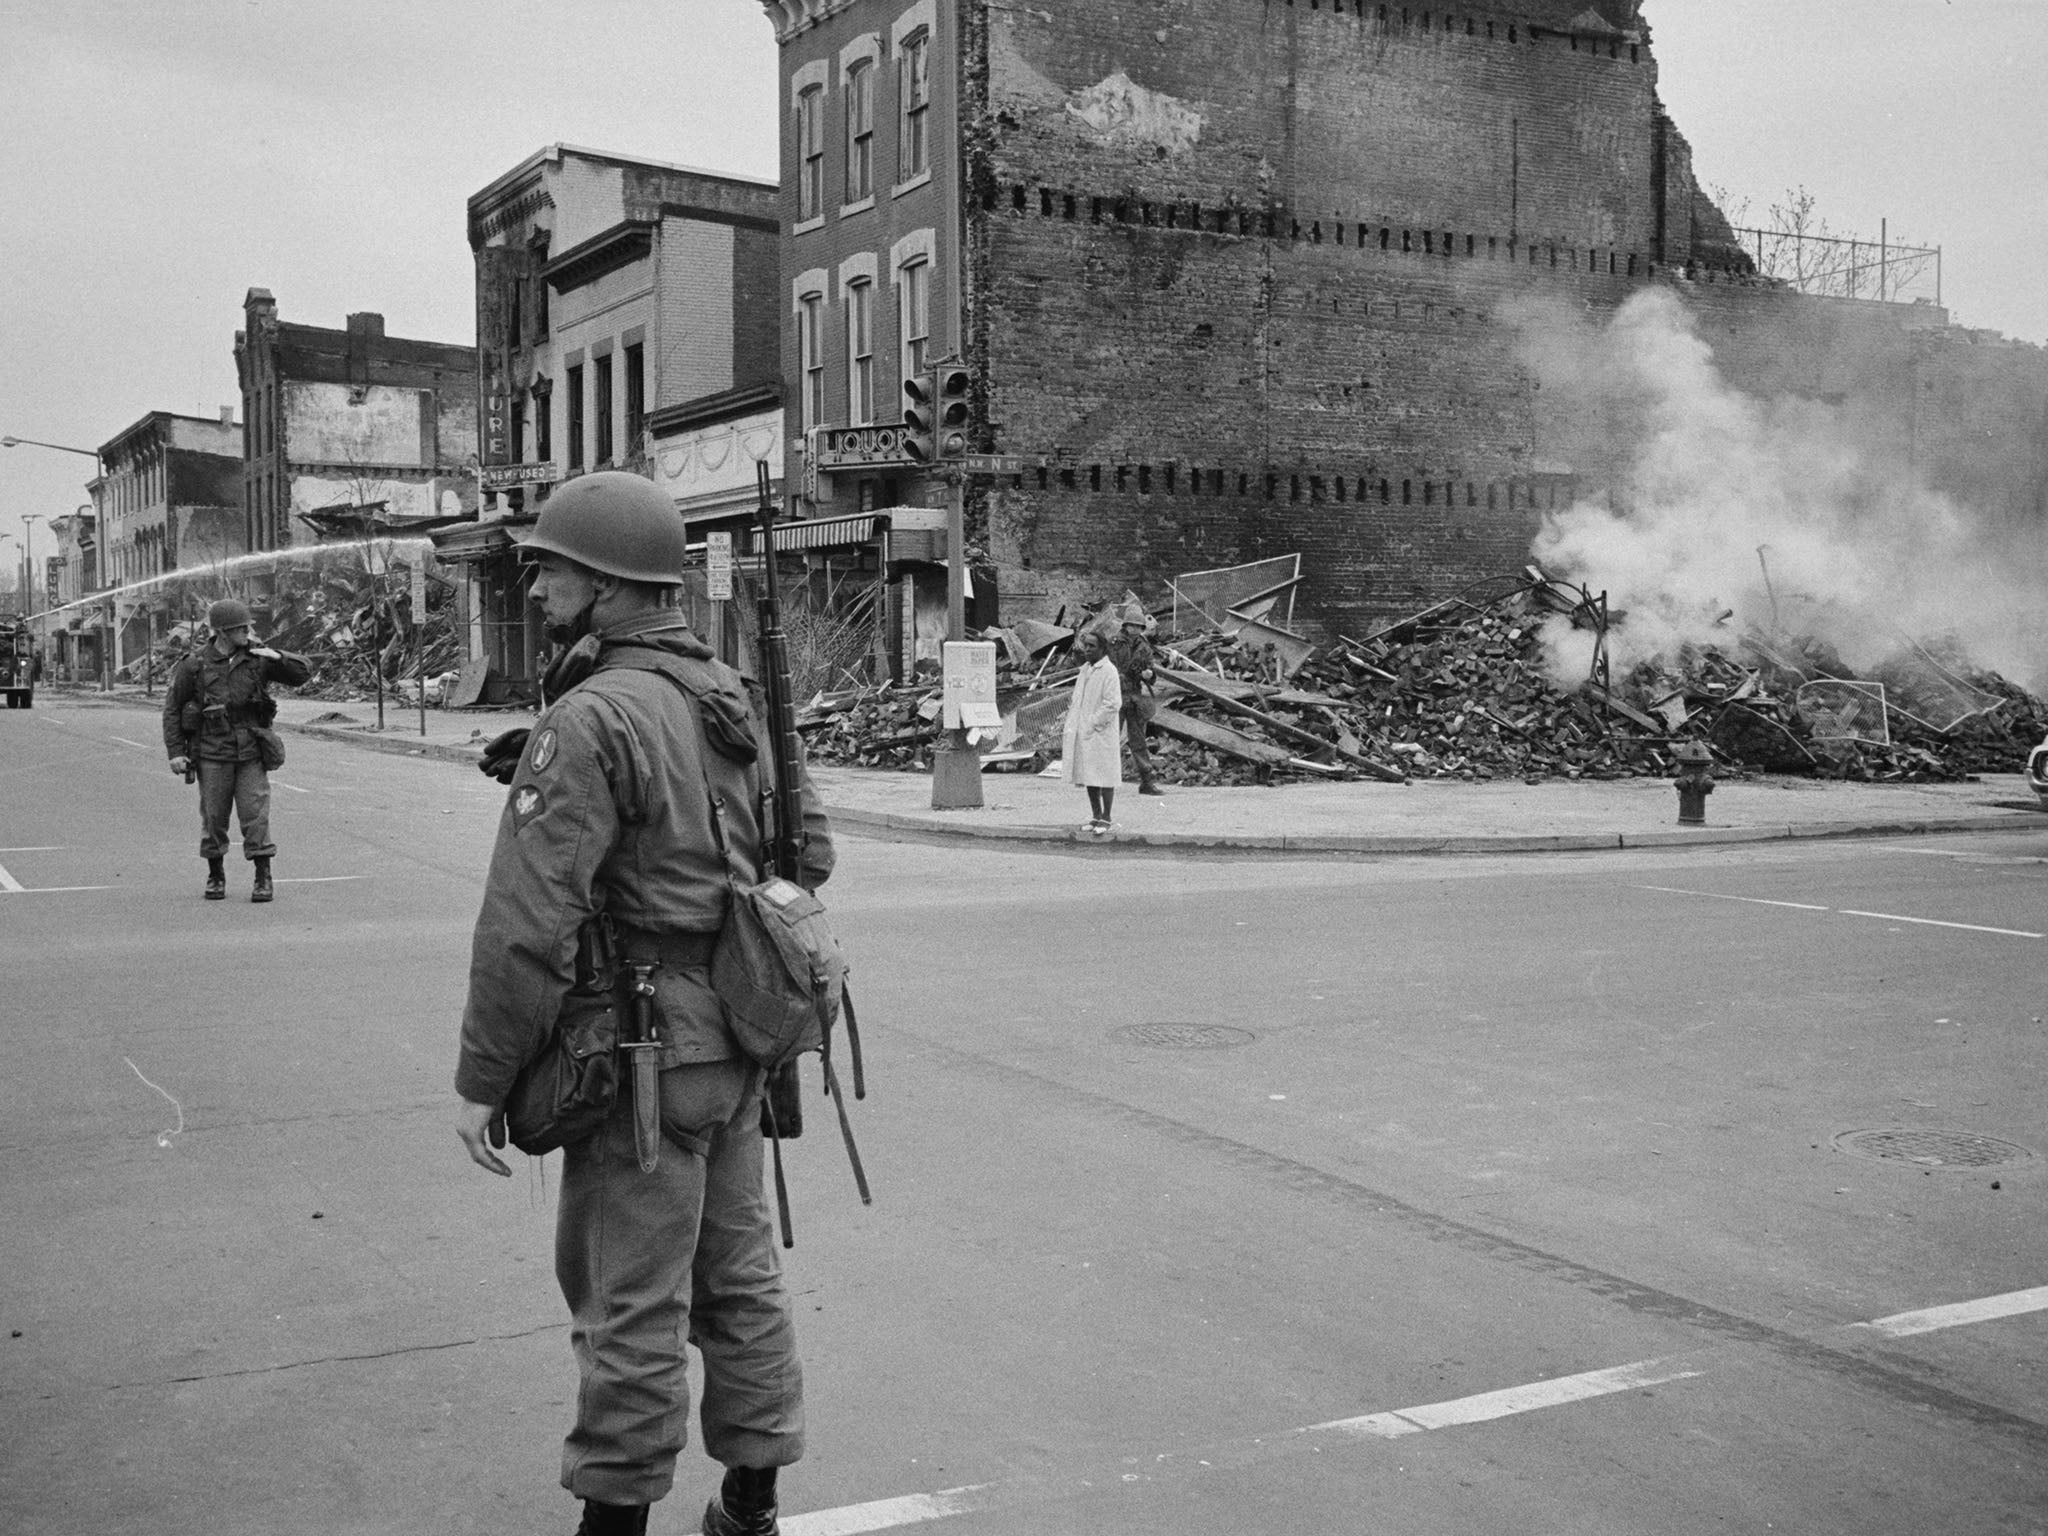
[4,0,2044,577]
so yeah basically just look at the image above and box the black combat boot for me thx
[250,856,274,904]
[204,859,226,901]
[1139,779,1165,796]
[702,1467,780,1536]
[573,1500,648,1536]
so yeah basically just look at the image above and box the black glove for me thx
[479,727,531,785]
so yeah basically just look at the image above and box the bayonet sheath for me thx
[623,961,663,1173]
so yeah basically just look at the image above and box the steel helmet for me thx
[208,598,253,630]
[523,471,687,584]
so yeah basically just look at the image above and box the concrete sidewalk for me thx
[55,681,2048,855]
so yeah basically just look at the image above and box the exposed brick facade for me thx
[760,0,2048,634]
[235,290,477,553]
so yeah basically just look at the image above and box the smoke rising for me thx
[1506,289,2047,695]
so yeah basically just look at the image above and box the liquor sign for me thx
[811,422,918,470]
[705,531,734,601]
[479,461,561,491]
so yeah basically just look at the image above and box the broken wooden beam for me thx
[1163,668,1408,782]
[1151,705,1295,766]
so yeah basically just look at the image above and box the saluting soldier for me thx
[161,597,310,902]
[453,472,834,1536]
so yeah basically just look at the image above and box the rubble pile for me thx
[140,552,462,704]
[798,570,2048,786]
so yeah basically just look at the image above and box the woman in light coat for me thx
[1062,629,1124,834]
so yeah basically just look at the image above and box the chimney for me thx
[219,406,235,427]
[346,312,386,340]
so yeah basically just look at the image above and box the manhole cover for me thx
[1114,1023,1259,1050]
[1833,1129,2033,1169]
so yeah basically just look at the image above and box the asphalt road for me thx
[2,697,2043,1535]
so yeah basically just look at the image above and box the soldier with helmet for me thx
[1107,598,1165,796]
[160,597,311,902]
[452,472,835,1536]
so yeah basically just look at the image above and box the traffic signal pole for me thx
[929,465,982,810]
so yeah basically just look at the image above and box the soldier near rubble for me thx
[160,597,310,902]
[1107,599,1165,795]
[453,472,834,1536]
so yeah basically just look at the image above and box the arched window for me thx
[845,60,874,204]
[899,29,929,181]
[798,85,825,222]
[846,278,874,425]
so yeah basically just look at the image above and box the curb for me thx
[822,802,2043,858]
[284,720,488,770]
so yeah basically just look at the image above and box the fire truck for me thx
[3,618,36,708]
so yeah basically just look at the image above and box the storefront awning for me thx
[684,509,892,553]
[431,518,535,564]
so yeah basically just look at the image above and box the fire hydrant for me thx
[1672,739,1715,825]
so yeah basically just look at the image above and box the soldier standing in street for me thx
[161,597,310,902]
[1108,599,1165,795]
[453,472,835,1536]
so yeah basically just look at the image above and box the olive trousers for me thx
[556,1058,805,1506]
[196,758,274,861]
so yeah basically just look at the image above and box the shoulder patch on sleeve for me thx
[528,727,559,773]
[511,784,549,828]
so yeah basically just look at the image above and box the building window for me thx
[566,364,584,470]
[899,258,930,379]
[846,60,874,203]
[624,343,645,452]
[899,30,929,181]
[535,266,550,336]
[798,84,825,221]
[508,277,524,349]
[511,396,526,462]
[535,382,553,463]
[847,279,874,425]
[799,294,826,431]
[594,353,614,464]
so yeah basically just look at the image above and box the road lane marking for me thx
[0,861,21,893]
[1636,885,1829,911]
[1837,908,2044,938]
[272,780,309,794]
[1307,1357,1707,1440]
[0,846,66,853]
[754,1279,2048,1534]
[1855,1286,2048,1339]
[109,735,151,749]
[275,876,366,884]
[1880,846,2048,866]
[0,885,116,895]
[783,1488,999,1536]
[1637,885,2040,938]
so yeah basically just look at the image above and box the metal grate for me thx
[1115,1023,1259,1050]
[1833,1129,2033,1169]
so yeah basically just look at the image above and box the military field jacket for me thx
[455,614,835,1108]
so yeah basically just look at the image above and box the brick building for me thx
[234,290,478,558]
[83,409,244,675]
[757,0,2048,636]
[446,145,783,692]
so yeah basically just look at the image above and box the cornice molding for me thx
[759,0,862,43]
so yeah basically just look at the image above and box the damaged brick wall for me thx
[977,0,1679,631]
[969,0,2048,635]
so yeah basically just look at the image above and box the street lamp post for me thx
[20,514,40,619]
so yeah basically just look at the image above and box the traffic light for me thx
[934,364,971,459]
[901,370,938,462]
